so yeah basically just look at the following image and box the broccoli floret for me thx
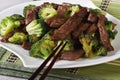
[94,45,107,56]
[105,21,113,31]
[29,30,57,59]
[67,5,81,16]
[92,9,102,14]
[8,32,27,44]
[62,39,74,52]
[10,14,24,20]
[23,4,36,17]
[26,19,46,38]
[79,34,96,58]
[79,34,107,58]
[105,21,118,40]
[91,8,106,15]
[28,35,40,44]
[0,14,24,36]
[108,30,118,41]
[38,4,57,20]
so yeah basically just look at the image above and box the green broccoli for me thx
[29,30,57,59]
[0,14,24,36]
[26,19,46,38]
[38,4,57,20]
[23,4,36,17]
[105,21,118,40]
[108,30,118,41]
[91,8,106,15]
[28,35,40,44]
[67,4,81,16]
[94,45,107,56]
[8,32,27,44]
[92,9,102,14]
[62,39,74,52]
[10,14,24,20]
[105,21,113,31]
[79,34,107,58]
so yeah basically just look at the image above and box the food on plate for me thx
[0,14,24,37]
[26,19,46,43]
[38,3,57,20]
[0,2,118,60]
[23,4,36,17]
[30,30,74,59]
[8,32,27,44]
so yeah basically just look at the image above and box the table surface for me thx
[0,0,30,80]
[0,0,120,80]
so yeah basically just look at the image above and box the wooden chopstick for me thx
[28,41,67,80]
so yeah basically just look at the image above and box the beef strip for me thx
[88,10,98,23]
[97,14,114,51]
[49,16,67,28]
[51,7,88,40]
[72,22,91,38]
[60,49,84,60]
[20,19,25,26]
[45,5,68,28]
[25,6,40,25]
[86,24,97,34]
[22,41,32,50]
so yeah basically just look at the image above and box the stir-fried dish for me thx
[0,2,118,60]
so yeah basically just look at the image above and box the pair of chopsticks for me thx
[28,41,67,80]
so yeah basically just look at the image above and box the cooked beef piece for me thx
[60,49,84,60]
[71,37,82,49]
[19,19,27,33]
[50,17,67,28]
[22,41,32,50]
[72,22,91,38]
[20,19,25,26]
[88,11,98,23]
[25,9,37,25]
[45,17,54,25]
[25,6,40,25]
[97,14,114,51]
[45,5,68,28]
[86,24,97,34]
[51,7,88,40]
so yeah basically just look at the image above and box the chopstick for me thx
[28,41,67,80]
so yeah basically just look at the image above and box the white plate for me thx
[0,0,120,68]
